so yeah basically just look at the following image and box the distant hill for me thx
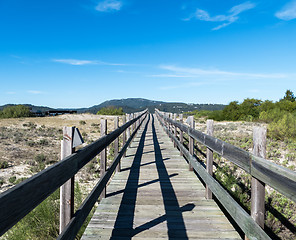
[0,104,54,113]
[81,98,225,114]
[0,98,225,115]
[84,98,166,114]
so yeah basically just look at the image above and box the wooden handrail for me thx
[156,109,296,202]
[0,109,148,237]
[155,110,271,240]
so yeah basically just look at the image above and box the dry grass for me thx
[0,114,124,195]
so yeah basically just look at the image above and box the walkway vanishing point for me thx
[82,115,241,240]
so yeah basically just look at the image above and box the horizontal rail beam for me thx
[156,110,296,202]
[0,110,148,236]
[156,112,271,240]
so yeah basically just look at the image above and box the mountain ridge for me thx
[0,98,225,114]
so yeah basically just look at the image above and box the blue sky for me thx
[1,0,296,108]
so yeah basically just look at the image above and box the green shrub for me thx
[97,106,124,115]
[8,176,17,184]
[23,122,37,128]
[35,154,46,163]
[26,141,35,147]
[268,113,296,140]
[39,139,49,146]
[0,160,9,169]
[79,120,86,125]
[0,177,5,187]
[0,105,32,119]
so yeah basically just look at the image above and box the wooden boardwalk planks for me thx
[81,114,241,240]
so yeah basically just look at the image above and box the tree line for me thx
[0,105,32,119]
[187,90,296,140]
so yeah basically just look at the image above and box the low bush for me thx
[79,120,86,125]
[97,106,124,115]
[0,105,32,119]
[268,113,296,140]
[0,160,9,169]
[8,176,17,184]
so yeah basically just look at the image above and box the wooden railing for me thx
[155,109,296,240]
[0,109,148,239]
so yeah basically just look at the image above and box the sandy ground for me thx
[0,114,125,194]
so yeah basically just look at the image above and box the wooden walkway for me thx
[82,114,241,240]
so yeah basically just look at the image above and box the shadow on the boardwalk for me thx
[110,114,194,239]
[110,114,150,239]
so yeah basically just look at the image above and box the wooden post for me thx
[122,115,126,157]
[126,114,130,140]
[166,113,170,130]
[114,116,120,172]
[173,113,177,147]
[179,114,183,156]
[100,119,107,199]
[136,113,139,128]
[206,119,214,199]
[189,116,195,171]
[251,127,266,227]
[131,113,134,133]
[169,113,173,142]
[60,127,75,234]
[137,113,140,128]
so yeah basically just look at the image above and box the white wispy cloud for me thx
[275,0,296,20]
[6,91,16,95]
[52,59,126,66]
[28,90,43,94]
[96,0,122,12]
[53,59,97,65]
[185,1,255,30]
[157,65,288,79]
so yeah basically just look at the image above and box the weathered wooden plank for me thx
[83,228,240,239]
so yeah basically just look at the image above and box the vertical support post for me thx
[135,113,138,129]
[131,113,135,133]
[251,127,266,227]
[126,114,130,140]
[206,119,214,199]
[179,114,183,156]
[173,113,177,147]
[100,119,107,199]
[189,116,195,171]
[122,115,126,157]
[137,113,139,128]
[114,116,120,172]
[60,126,75,234]
[166,113,169,130]
[137,113,140,128]
[169,113,173,142]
